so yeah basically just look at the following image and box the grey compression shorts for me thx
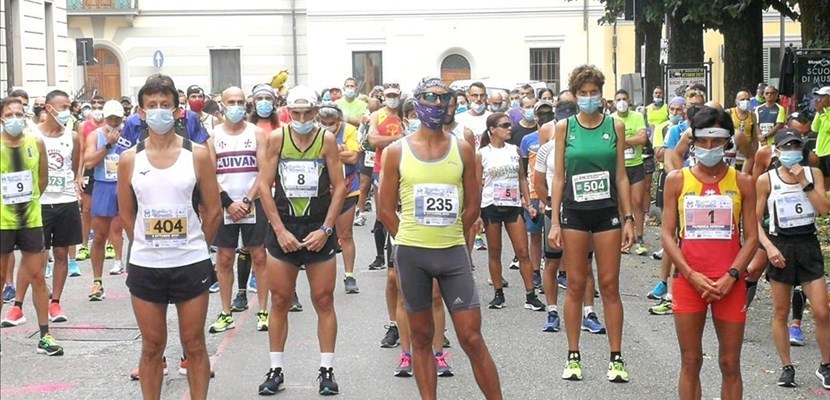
[393,244,480,314]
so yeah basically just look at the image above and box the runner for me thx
[660,106,758,399]
[258,85,346,396]
[549,64,635,382]
[378,76,502,400]
[0,96,63,355]
[755,129,830,388]
[728,91,759,173]
[117,79,221,400]
[354,98,381,227]
[754,85,787,146]
[611,89,649,256]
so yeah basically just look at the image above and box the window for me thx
[210,49,240,93]
[763,47,782,84]
[45,1,56,86]
[440,54,471,83]
[352,51,382,94]
[529,48,560,90]
[10,0,22,86]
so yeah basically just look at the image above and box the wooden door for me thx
[85,48,121,100]
[440,54,471,85]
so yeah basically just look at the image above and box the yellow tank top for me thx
[647,104,669,127]
[396,135,466,249]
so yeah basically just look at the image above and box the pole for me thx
[291,0,298,86]
[584,0,589,63]
[779,12,785,65]
[82,39,89,99]
[4,0,14,95]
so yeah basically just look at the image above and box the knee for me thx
[813,305,830,325]
[772,303,790,322]
[216,253,235,269]
[250,250,267,268]
[180,329,206,351]
[680,352,703,372]
[514,246,530,260]
[718,355,740,376]
[597,277,620,297]
[409,327,433,348]
[338,228,353,242]
[311,291,335,313]
[93,229,108,243]
[458,330,485,353]
[142,336,167,357]
[270,290,293,312]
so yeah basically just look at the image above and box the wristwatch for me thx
[242,196,252,205]
[320,225,333,236]
[727,268,740,280]
[802,182,815,192]
[623,214,635,223]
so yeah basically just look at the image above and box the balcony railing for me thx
[67,0,138,15]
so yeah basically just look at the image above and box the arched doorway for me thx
[440,54,471,84]
[85,47,121,100]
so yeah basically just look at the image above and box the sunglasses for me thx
[495,122,512,129]
[420,92,453,103]
[383,83,400,89]
[91,101,105,105]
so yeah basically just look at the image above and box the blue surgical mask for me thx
[145,108,175,134]
[53,109,72,126]
[344,88,357,99]
[256,100,274,117]
[653,97,664,107]
[3,117,25,136]
[455,105,468,114]
[738,100,750,112]
[406,118,421,135]
[577,96,601,114]
[291,119,315,135]
[670,115,683,125]
[470,102,487,114]
[386,97,400,109]
[778,150,803,168]
[523,109,535,122]
[322,93,332,101]
[225,105,246,124]
[510,100,520,109]
[693,145,725,167]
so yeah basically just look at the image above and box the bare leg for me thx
[449,308,502,399]
[90,217,113,279]
[215,248,236,315]
[266,255,300,352]
[335,205,357,275]
[50,247,69,300]
[177,292,211,399]
[675,312,706,400]
[592,229,624,351]
[305,258,338,354]
[802,278,830,364]
[249,247,268,310]
[131,296,168,400]
[713,317,745,400]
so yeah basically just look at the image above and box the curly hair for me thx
[568,64,605,94]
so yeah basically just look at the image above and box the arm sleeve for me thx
[534,142,550,174]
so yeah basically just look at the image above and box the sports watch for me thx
[728,268,740,280]
[320,225,333,236]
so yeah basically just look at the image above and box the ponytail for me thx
[479,128,491,149]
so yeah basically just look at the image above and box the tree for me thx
[665,2,704,64]
[793,0,829,48]
[719,0,765,106]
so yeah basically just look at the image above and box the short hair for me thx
[202,99,221,115]
[690,106,734,140]
[45,90,70,105]
[1,97,23,113]
[654,86,664,91]
[91,95,104,102]
[139,74,180,108]
[521,84,533,91]
[10,89,28,101]
[689,83,707,94]
[509,89,520,96]
[71,100,79,108]
[138,79,180,108]
[615,89,630,98]
[468,82,486,93]
[145,73,176,88]
[343,77,357,86]
[765,85,779,94]
[568,64,605,94]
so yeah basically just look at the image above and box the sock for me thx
[270,352,284,369]
[389,321,397,327]
[547,304,558,312]
[745,280,758,308]
[434,351,442,357]
[94,277,102,285]
[344,272,354,278]
[237,251,251,291]
[583,306,594,317]
[665,293,673,301]
[610,351,622,362]
[403,350,411,356]
[373,221,386,259]
[526,289,536,297]
[39,324,48,338]
[637,235,643,244]
[558,271,566,277]
[783,364,794,371]
[661,280,667,286]
[50,299,60,304]
[320,352,334,369]
[568,351,580,361]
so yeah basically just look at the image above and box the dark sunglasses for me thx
[91,101,105,105]
[383,83,400,89]
[420,92,452,103]
[495,122,512,129]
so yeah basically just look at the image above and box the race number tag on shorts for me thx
[572,171,610,202]
[775,192,815,228]
[364,151,376,168]
[104,153,120,180]
[683,195,733,240]
[759,122,773,138]
[143,205,188,248]
[45,171,70,193]
[493,181,520,207]
[224,204,256,225]
[413,183,459,226]
[624,147,636,160]
[282,161,319,198]
[0,170,33,205]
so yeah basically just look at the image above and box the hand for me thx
[302,229,329,252]
[766,245,787,269]
[474,217,484,233]
[548,225,562,249]
[756,132,766,142]
[338,144,347,153]
[227,201,248,222]
[706,273,738,302]
[789,164,807,186]
[527,206,538,220]
[688,271,720,302]
[76,176,86,195]
[106,128,121,145]
[620,220,635,251]
[276,229,303,253]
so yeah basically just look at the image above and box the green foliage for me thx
[589,0,800,27]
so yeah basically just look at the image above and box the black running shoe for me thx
[778,365,796,387]
[258,367,285,395]
[524,293,545,311]
[368,256,385,270]
[816,363,830,389]
[231,291,248,312]
[318,367,339,395]
[380,325,400,348]
[488,292,505,309]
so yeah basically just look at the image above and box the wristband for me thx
[220,191,234,209]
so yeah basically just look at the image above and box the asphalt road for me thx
[1,215,828,400]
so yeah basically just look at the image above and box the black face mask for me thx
[686,105,702,120]
[33,106,45,117]
[537,112,555,126]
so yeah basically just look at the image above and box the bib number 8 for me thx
[297,174,305,185]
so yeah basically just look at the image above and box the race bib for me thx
[775,191,815,229]
[364,151,376,168]
[572,171,610,202]
[413,183,459,226]
[45,171,72,193]
[493,181,520,207]
[759,122,773,137]
[224,204,256,225]
[624,147,636,160]
[683,195,733,240]
[0,170,33,205]
[143,205,188,248]
[104,153,119,180]
[281,160,319,198]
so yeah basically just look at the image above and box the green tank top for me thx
[396,135,466,248]
[563,115,618,210]
[274,126,332,221]
[0,134,43,229]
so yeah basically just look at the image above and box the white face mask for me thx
[738,100,750,111]
[616,100,629,113]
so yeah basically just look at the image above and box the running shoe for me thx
[1,305,26,327]
[318,367,339,396]
[105,244,116,259]
[435,352,454,377]
[231,291,249,312]
[344,276,359,294]
[608,357,629,383]
[68,259,81,277]
[557,273,567,289]
[582,312,606,334]
[646,281,667,300]
[364,199,373,213]
[248,272,257,293]
[178,356,215,377]
[290,292,303,312]
[443,334,451,348]
[651,248,663,260]
[562,357,583,380]
[533,270,542,289]
[634,243,649,256]
[474,236,487,250]
[509,256,519,270]
[648,298,673,315]
[486,276,509,288]
[621,247,631,255]
[209,313,235,333]
[258,367,285,395]
[381,325,400,348]
[256,311,269,332]
[368,256,385,270]
[49,302,67,323]
[353,213,366,226]
[394,353,412,377]
[209,245,218,253]
[109,260,124,275]
[2,285,14,303]
[76,246,90,261]
[36,333,64,356]
[488,291,506,309]
[790,325,805,346]
[524,293,545,311]
[209,282,220,293]
[817,363,830,389]
[88,282,105,301]
[45,263,53,279]
[543,310,561,332]
[130,356,169,381]
[778,365,796,387]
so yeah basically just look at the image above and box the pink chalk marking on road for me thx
[813,387,830,396]
[0,382,73,395]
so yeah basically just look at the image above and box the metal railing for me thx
[67,0,137,13]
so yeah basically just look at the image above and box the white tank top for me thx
[35,125,77,205]
[480,143,521,208]
[129,140,208,268]
[766,167,816,236]
[212,122,258,201]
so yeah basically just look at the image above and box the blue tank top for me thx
[93,128,132,182]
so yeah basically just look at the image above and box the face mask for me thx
[523,109,535,122]
[669,115,684,125]
[322,93,332,101]
[616,100,629,113]
[778,150,803,168]
[2,118,25,136]
[82,109,91,118]
[320,123,337,133]
[256,100,274,117]
[654,97,664,106]
[693,145,725,167]
[106,123,124,133]
[92,109,104,121]
[510,100,520,109]
[386,97,400,109]
[538,113,555,126]
[470,102,487,114]
[225,105,246,124]
[291,119,315,135]
[23,105,31,115]
[53,109,72,126]
[577,96,601,114]
[189,100,205,114]
[406,118,421,135]
[738,100,749,112]
[33,106,45,117]
[491,103,507,113]
[344,88,357,99]
[455,105,468,114]
[145,108,175,134]
[414,100,449,131]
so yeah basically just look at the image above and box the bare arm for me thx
[730,172,759,274]
[751,146,772,182]
[321,133,346,230]
[258,130,285,235]
[36,137,48,195]
[117,149,136,242]
[755,173,774,251]
[533,170,548,210]
[378,143,402,237]
[806,168,829,216]
[624,128,647,147]
[518,147,532,210]
[549,119,567,247]
[613,120,633,216]
[83,130,108,169]
[660,171,693,277]
[193,144,221,245]
[368,111,403,149]
[459,139,481,233]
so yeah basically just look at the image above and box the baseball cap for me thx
[534,100,554,112]
[286,86,318,109]
[774,128,804,147]
[813,86,830,96]
[103,100,124,118]
[81,102,92,110]
[383,83,401,96]
[120,96,132,104]
[186,85,204,97]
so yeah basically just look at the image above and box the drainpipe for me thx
[584,0,589,63]
[291,0,298,86]
[4,0,14,95]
